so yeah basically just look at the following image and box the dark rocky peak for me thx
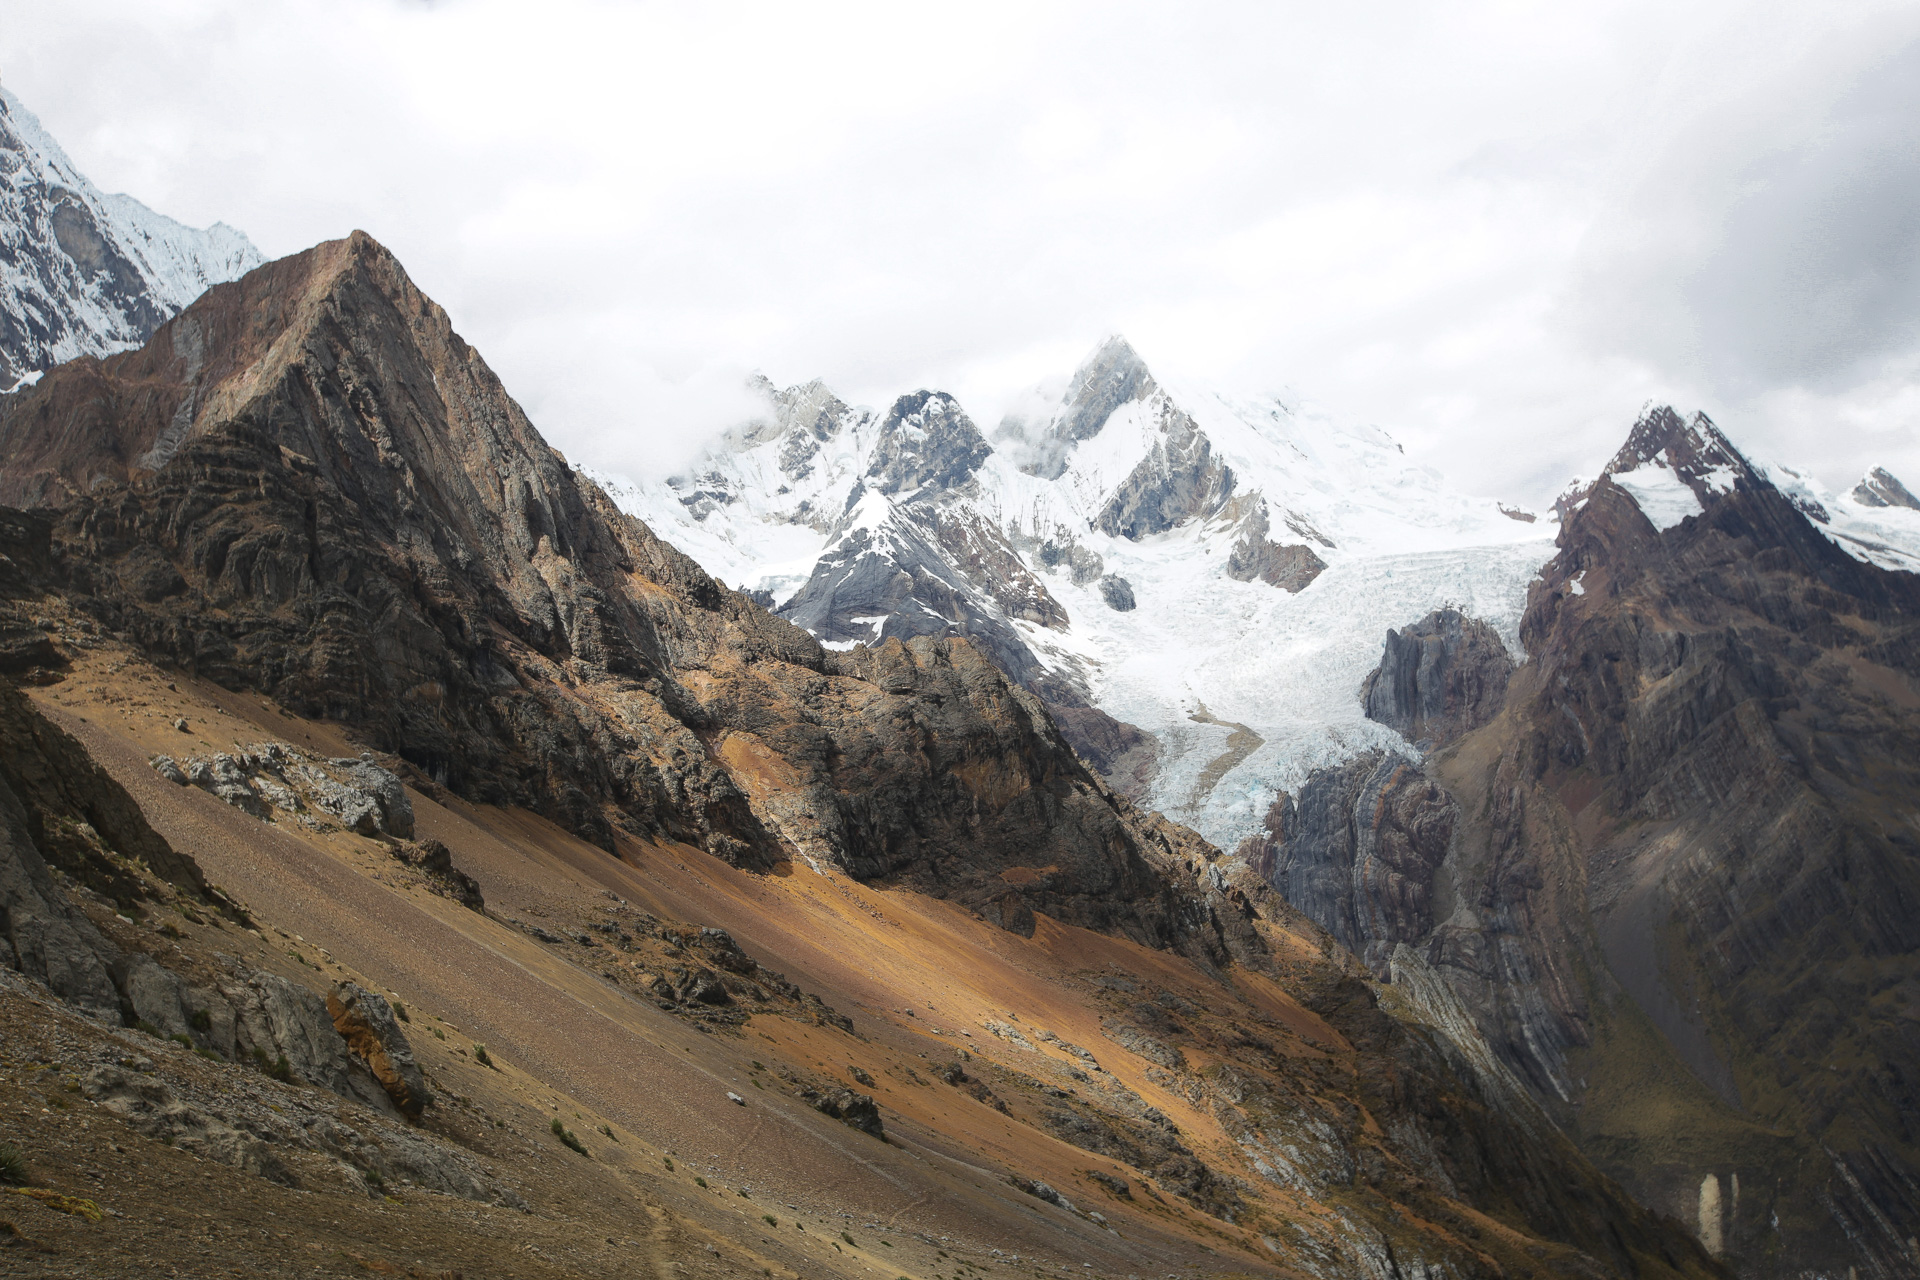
[1359,607,1513,749]
[1546,406,1920,623]
[1057,334,1156,444]
[1602,405,1756,494]
[1852,464,1920,510]
[865,389,991,497]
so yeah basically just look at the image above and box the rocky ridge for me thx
[1253,407,1920,1280]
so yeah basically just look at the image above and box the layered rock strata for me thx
[1360,607,1515,748]
[1261,408,1920,1280]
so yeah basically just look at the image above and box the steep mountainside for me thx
[1251,408,1920,1280]
[0,82,261,389]
[0,233,1722,1279]
[606,337,1553,847]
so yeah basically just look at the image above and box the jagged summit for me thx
[1053,334,1157,442]
[611,339,1550,846]
[1852,464,1920,511]
[1577,406,1920,573]
[0,81,261,386]
[866,389,992,496]
[1602,404,1754,491]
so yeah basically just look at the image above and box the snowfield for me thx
[603,338,1557,851]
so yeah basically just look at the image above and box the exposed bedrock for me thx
[1240,751,1453,977]
[1360,607,1514,748]
[1260,408,1920,1279]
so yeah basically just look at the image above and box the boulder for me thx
[812,1087,883,1138]
[186,755,270,819]
[331,757,414,838]
[327,982,431,1119]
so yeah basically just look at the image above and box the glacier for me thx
[599,337,1557,851]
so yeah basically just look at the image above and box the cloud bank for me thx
[3,0,1916,501]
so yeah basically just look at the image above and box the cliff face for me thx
[1360,607,1514,748]
[1241,751,1455,976]
[1262,408,1920,1280]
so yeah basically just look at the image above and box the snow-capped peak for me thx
[602,338,1552,852]
[0,81,264,385]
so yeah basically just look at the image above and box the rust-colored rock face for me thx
[328,983,430,1119]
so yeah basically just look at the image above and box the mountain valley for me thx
[0,78,1914,1280]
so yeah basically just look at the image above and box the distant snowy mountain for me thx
[599,336,1558,850]
[0,81,262,388]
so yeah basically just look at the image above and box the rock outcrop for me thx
[1851,464,1920,510]
[328,983,431,1119]
[1360,607,1514,747]
[153,742,414,838]
[1224,502,1326,592]
[1240,751,1454,975]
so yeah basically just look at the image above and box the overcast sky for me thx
[4,0,1918,506]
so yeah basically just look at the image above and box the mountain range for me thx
[0,81,1915,1280]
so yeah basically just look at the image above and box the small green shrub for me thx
[0,1144,27,1185]
[433,1027,445,1040]
[694,1176,707,1188]
[361,1167,385,1188]
[472,1043,492,1067]
[391,1000,409,1022]
[549,1117,588,1156]
[762,1214,777,1227]
[597,1123,616,1141]
[737,1188,750,1198]
[751,1061,764,1071]
[169,1033,194,1050]
[843,1232,856,1246]
[189,1009,212,1032]
[880,1240,892,1247]
[663,1156,674,1171]
[134,1019,160,1038]
[268,1054,292,1083]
